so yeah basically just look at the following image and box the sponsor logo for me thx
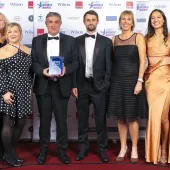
[75,1,83,8]
[66,17,80,20]
[88,1,103,9]
[37,29,44,35]
[28,15,34,22]
[154,5,167,9]
[101,29,116,37]
[136,18,146,22]
[24,30,34,35]
[106,16,117,21]
[13,16,21,22]
[0,1,5,8]
[126,1,133,9]
[37,1,52,9]
[109,3,121,7]
[28,1,33,8]
[70,30,83,35]
[57,3,70,6]
[10,2,23,6]
[38,14,44,22]
[136,3,149,11]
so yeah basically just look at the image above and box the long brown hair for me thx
[145,9,168,44]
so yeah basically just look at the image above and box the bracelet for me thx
[137,78,144,83]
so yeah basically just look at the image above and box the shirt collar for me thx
[48,33,60,38]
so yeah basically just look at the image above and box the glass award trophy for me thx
[49,56,64,75]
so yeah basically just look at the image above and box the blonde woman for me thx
[107,10,148,163]
[0,22,33,167]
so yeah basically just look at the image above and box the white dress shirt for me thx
[85,32,97,78]
[47,33,60,62]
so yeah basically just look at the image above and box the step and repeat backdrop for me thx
[0,0,170,141]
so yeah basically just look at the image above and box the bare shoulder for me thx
[136,33,145,40]
[21,45,30,55]
[136,33,145,46]
[0,45,9,59]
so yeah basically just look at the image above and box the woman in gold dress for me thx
[145,9,170,164]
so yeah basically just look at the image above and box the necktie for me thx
[85,33,95,39]
[48,36,59,40]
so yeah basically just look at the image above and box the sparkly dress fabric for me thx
[145,36,170,164]
[107,33,148,121]
[0,47,33,118]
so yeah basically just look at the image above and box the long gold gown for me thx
[145,36,170,164]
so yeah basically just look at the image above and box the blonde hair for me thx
[119,10,135,31]
[5,22,23,41]
[0,12,8,35]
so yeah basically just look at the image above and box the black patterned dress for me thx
[0,46,33,118]
[107,33,148,121]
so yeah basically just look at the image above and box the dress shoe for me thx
[75,150,88,161]
[3,154,22,167]
[99,151,109,163]
[17,158,24,163]
[37,151,47,164]
[58,152,69,164]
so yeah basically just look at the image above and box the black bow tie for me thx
[48,36,59,40]
[85,33,95,39]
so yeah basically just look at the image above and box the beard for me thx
[86,25,96,32]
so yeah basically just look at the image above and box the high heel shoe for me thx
[159,149,167,164]
[116,148,129,162]
[3,155,22,167]
[130,149,138,163]
[130,157,138,164]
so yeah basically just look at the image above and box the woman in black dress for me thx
[0,12,8,161]
[107,10,148,163]
[0,22,33,167]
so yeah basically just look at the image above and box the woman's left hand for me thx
[134,81,142,95]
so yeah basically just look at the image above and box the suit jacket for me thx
[73,33,112,91]
[31,33,78,97]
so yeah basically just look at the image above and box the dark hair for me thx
[83,10,99,21]
[46,12,62,22]
[146,9,168,44]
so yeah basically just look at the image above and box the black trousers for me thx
[0,113,3,158]
[36,81,69,152]
[76,80,108,152]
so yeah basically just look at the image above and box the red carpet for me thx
[0,141,169,170]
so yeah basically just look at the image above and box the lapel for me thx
[59,33,64,57]
[93,33,101,64]
[42,34,48,66]
[79,34,86,65]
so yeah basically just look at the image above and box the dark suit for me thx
[73,33,112,152]
[31,33,78,152]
